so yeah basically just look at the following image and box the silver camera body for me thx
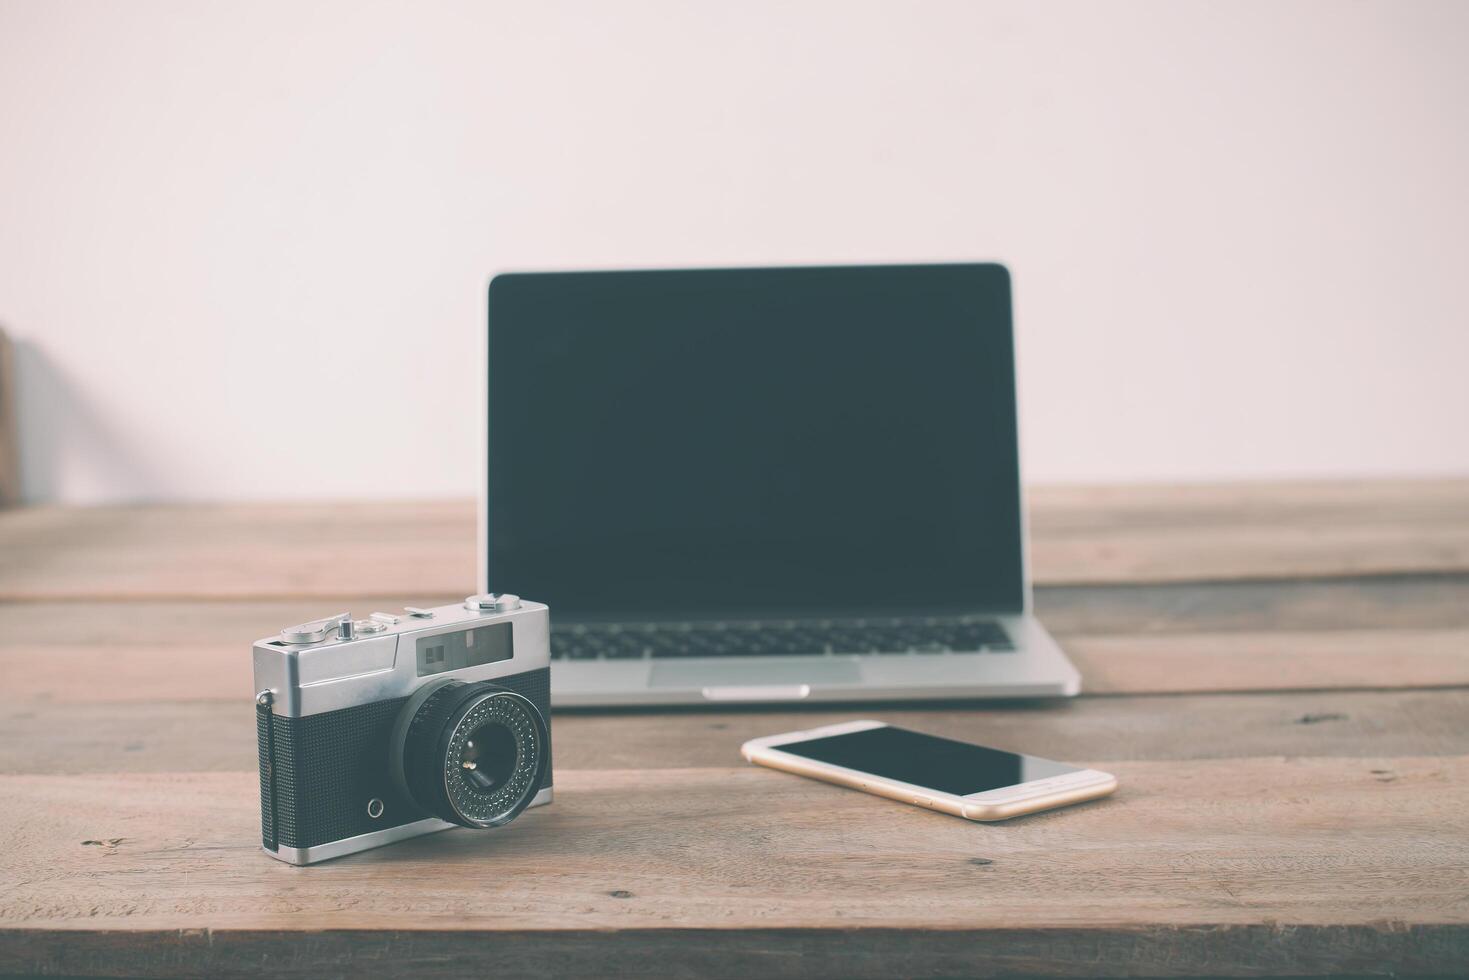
[252,594,552,865]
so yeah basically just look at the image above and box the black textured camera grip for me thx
[256,699,277,849]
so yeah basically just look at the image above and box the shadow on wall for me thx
[12,338,166,504]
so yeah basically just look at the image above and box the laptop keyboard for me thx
[550,618,1013,661]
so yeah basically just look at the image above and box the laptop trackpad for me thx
[650,660,861,689]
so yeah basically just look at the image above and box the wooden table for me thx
[2,480,1467,978]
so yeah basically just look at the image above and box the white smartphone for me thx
[742,719,1117,821]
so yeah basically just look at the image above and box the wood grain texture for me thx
[9,574,1463,648]
[3,690,1467,776]
[2,485,1467,976]
[1034,574,1469,634]
[5,626,1463,703]
[1064,628,1469,693]
[3,574,1465,704]
[5,927,1465,980]
[1,758,1466,977]
[3,479,1467,599]
[1027,479,1469,584]
[0,502,474,600]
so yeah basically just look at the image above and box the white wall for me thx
[2,0,1466,503]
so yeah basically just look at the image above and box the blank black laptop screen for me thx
[487,264,1023,619]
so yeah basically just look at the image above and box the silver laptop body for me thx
[482,264,1081,706]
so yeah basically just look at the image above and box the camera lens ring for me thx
[398,681,547,829]
[440,690,546,826]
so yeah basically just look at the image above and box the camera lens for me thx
[393,681,548,829]
[462,722,517,792]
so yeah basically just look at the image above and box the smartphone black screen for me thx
[775,724,1081,796]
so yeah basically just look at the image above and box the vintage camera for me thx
[252,594,551,865]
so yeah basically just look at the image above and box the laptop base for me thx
[550,614,1079,707]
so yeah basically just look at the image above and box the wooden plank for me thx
[1028,478,1469,529]
[558,689,1467,770]
[1,925,1465,980]
[1034,574,1469,634]
[2,575,1466,704]
[0,501,475,601]
[1027,480,1469,584]
[1065,628,1469,694]
[2,480,1467,600]
[13,577,1469,651]
[3,690,1467,776]
[3,576,1462,646]
[5,626,1462,703]
[1034,522,1469,585]
[0,758,1465,976]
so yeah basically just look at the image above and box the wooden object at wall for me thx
[0,327,19,507]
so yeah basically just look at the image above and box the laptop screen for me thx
[487,264,1024,619]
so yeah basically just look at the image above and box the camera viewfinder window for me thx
[416,623,514,676]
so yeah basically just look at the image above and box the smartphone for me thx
[741,720,1116,821]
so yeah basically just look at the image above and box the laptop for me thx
[483,263,1081,706]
